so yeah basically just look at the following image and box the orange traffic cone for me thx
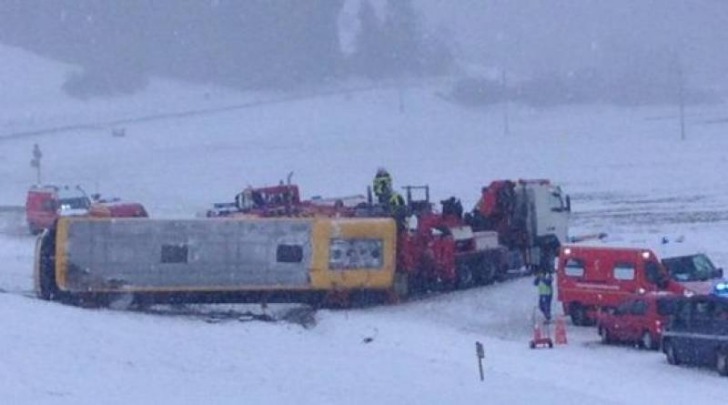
[554,316,568,345]
[530,307,554,349]
[533,322,543,341]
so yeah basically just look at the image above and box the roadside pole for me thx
[31,143,42,184]
[475,341,485,381]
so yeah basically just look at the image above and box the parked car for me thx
[661,290,728,376]
[597,292,681,350]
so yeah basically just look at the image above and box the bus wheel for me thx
[108,293,136,310]
[38,262,59,301]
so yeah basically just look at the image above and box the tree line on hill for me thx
[0,0,453,98]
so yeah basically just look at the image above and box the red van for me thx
[556,245,714,326]
[25,185,91,234]
[596,292,681,350]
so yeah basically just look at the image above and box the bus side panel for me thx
[59,218,314,293]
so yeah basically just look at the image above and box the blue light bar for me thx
[714,282,728,296]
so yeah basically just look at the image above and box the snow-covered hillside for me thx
[2,45,728,404]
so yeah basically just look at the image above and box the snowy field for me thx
[2,44,728,403]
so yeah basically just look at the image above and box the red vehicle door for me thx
[609,299,635,340]
[623,298,649,341]
[25,190,58,233]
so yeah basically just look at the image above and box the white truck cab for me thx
[519,180,570,245]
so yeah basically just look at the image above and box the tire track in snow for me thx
[571,193,728,228]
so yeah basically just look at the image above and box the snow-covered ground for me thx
[2,44,728,403]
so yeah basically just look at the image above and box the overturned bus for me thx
[34,216,397,306]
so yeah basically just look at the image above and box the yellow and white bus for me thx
[34,216,398,306]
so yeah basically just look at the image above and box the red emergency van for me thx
[556,245,714,326]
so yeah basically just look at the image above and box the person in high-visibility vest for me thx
[388,191,407,231]
[389,191,405,208]
[534,271,554,321]
[372,167,393,204]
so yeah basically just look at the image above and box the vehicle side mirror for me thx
[714,268,724,278]
[550,194,571,213]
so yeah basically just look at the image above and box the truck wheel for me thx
[599,326,612,344]
[640,331,657,351]
[717,350,728,376]
[456,262,475,289]
[569,303,587,326]
[664,340,680,365]
[393,272,409,300]
[539,251,556,274]
[479,260,497,285]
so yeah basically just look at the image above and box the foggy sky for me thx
[2,0,727,94]
[417,0,728,88]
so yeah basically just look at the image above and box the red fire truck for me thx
[26,185,149,235]
[25,185,92,235]
[557,245,722,325]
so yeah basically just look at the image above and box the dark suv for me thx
[661,294,728,376]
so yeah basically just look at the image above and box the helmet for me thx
[377,167,388,175]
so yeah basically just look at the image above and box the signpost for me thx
[475,341,485,381]
[30,143,42,184]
